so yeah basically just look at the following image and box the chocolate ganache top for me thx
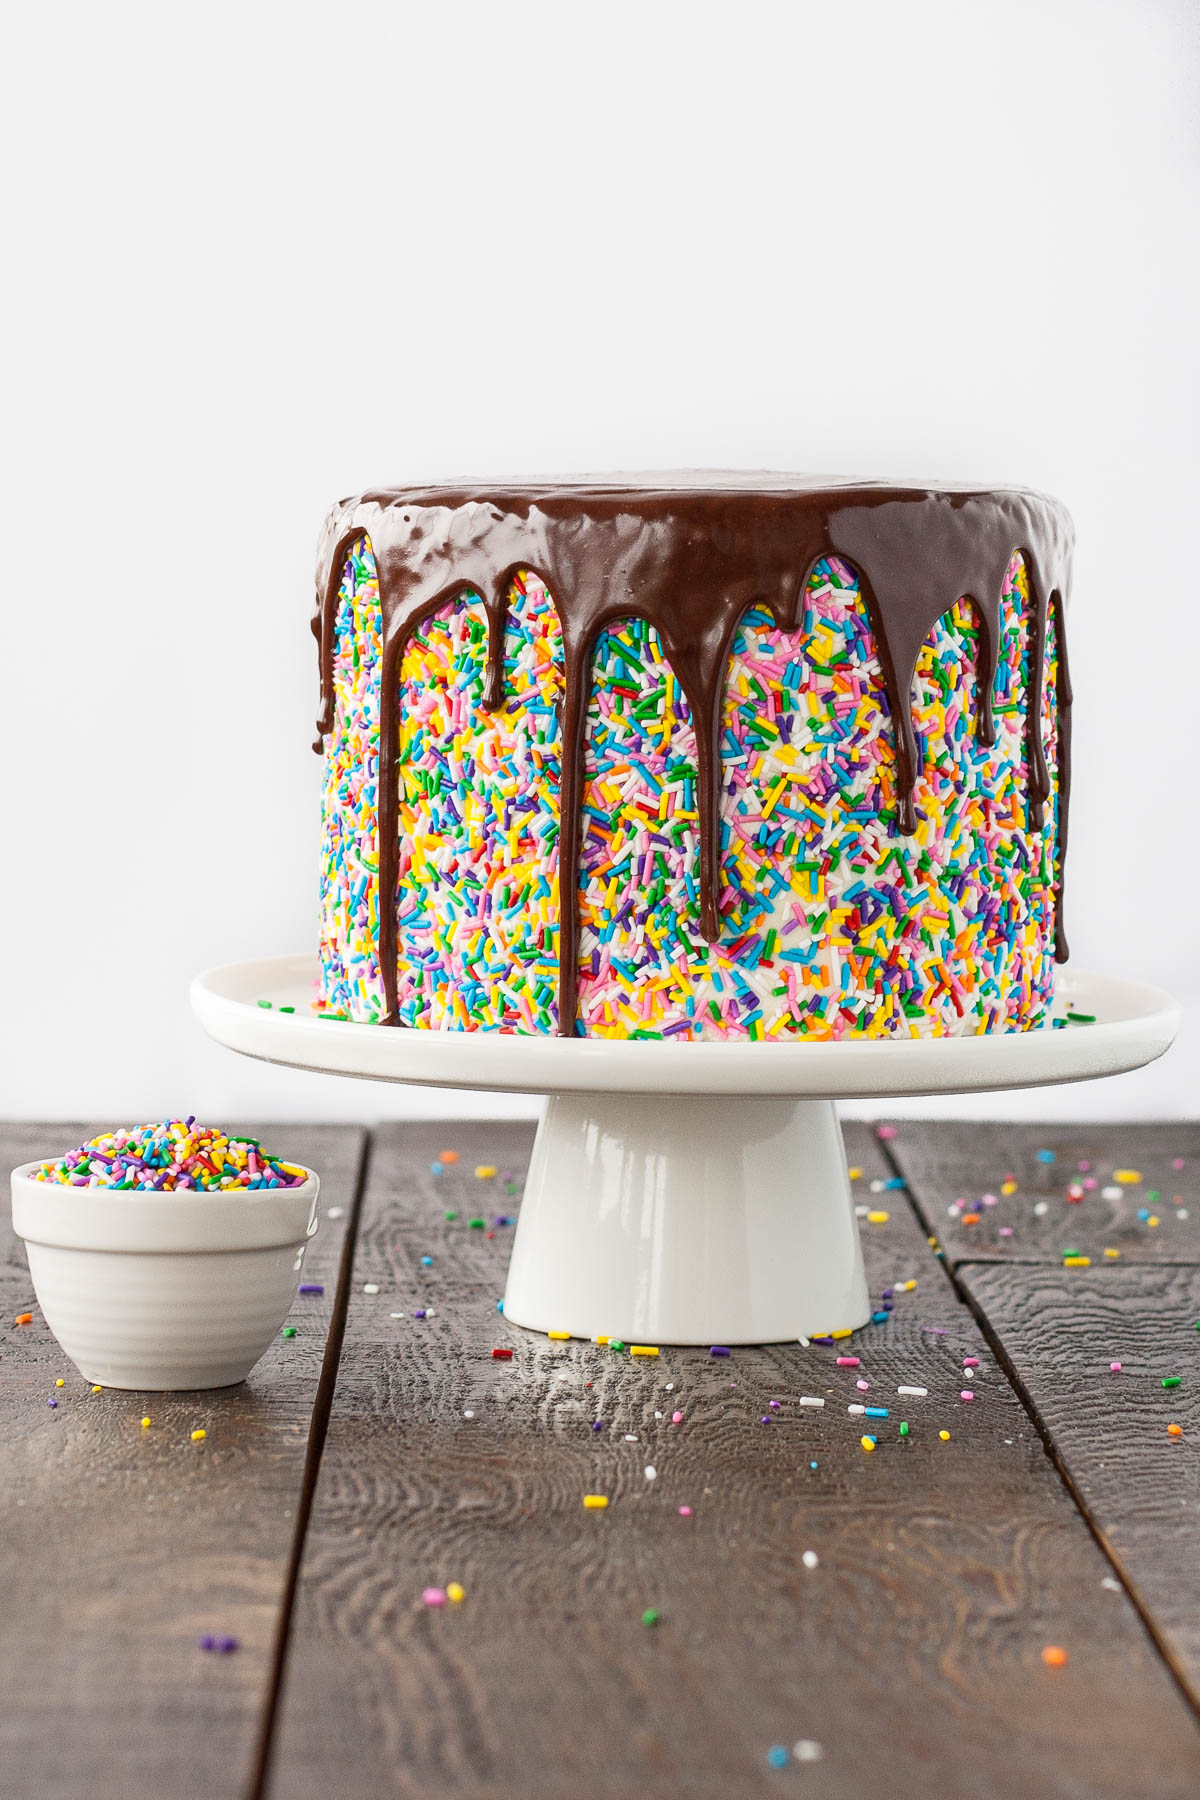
[313,474,1074,1034]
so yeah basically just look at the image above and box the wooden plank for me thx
[0,1121,367,1800]
[882,1120,1200,1268]
[959,1258,1200,1699]
[267,1119,1200,1800]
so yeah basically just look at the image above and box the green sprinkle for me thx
[1162,1377,1182,1389]
[444,1210,458,1222]
[610,1339,625,1352]
[280,1005,295,1014]
[469,1217,485,1230]
[282,1326,297,1339]
[1067,1010,1096,1023]
[899,1421,909,1437]
[641,1608,660,1627]
[257,999,272,1009]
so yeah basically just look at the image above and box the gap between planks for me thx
[245,1130,372,1800]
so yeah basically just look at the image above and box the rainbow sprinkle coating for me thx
[31,1121,307,1191]
[318,539,1060,1038]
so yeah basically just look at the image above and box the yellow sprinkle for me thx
[630,1345,660,1357]
[1113,1169,1142,1185]
[91,1384,102,1393]
[56,1378,64,1387]
[867,1210,890,1224]
[1063,1255,1091,1267]
[593,1335,611,1345]
[474,1165,497,1179]
[446,1581,466,1603]
[848,1167,862,1181]
[583,1494,609,1510]
[1103,1247,1121,1259]
[191,1428,207,1442]
[860,1435,876,1452]
[141,1417,151,1429]
[1148,1216,1160,1228]
[831,1328,854,1340]
[547,1330,571,1340]
[1001,1180,1017,1196]
[939,1430,951,1441]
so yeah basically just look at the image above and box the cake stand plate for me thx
[191,958,1178,1346]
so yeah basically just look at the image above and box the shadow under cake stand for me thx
[191,956,1178,1346]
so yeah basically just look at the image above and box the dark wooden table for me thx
[4,1117,1199,1799]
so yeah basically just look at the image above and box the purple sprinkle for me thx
[218,1636,239,1653]
[761,1415,771,1424]
[592,1421,603,1431]
[199,1635,216,1651]
[881,1287,894,1300]
[48,1398,57,1409]
[298,1283,324,1295]
[709,1346,731,1357]
[414,1308,427,1319]
[768,1400,781,1410]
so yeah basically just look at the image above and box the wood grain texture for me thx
[882,1120,1200,1267]
[0,1121,366,1800]
[959,1259,1200,1700]
[267,1121,1200,1800]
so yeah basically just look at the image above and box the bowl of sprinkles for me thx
[10,1119,319,1390]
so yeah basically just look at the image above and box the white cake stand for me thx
[191,956,1178,1346]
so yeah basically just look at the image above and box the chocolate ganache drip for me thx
[312,474,1075,1034]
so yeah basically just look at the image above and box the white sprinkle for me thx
[1101,1576,1121,1592]
[847,1404,865,1416]
[654,1410,664,1419]
[793,1740,824,1763]
[664,1382,674,1392]
[854,1204,870,1218]
[363,1283,379,1295]
[802,1550,819,1570]
[644,1465,657,1481]
[624,1433,638,1442]
[326,1206,346,1219]
[798,1396,825,1408]
[869,1179,886,1193]
[797,1335,810,1347]
[1102,1185,1123,1200]
[389,1312,406,1319]
[1179,1210,1190,1221]
[463,1410,475,1419]
[897,1385,928,1397]
[1033,1201,1050,1217]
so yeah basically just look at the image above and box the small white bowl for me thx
[10,1161,320,1390]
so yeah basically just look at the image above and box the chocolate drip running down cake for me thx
[313,475,1073,1041]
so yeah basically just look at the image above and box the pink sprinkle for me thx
[963,1357,980,1368]
[982,1193,998,1206]
[1110,1361,1123,1372]
[422,1587,447,1607]
[1078,1160,1092,1171]
[671,1410,683,1424]
[768,1400,781,1410]
[877,1124,897,1140]
[1083,1177,1098,1191]
[960,1390,975,1402]
[1173,1158,1186,1170]
[836,1356,860,1367]
[856,1379,869,1392]
[678,1505,692,1517]
[999,1227,1014,1237]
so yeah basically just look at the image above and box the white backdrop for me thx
[3,0,1197,1124]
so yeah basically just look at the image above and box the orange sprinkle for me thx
[439,1150,459,1164]
[1041,1645,1069,1668]
[961,1213,982,1226]
[14,1312,33,1326]
[1168,1423,1183,1437]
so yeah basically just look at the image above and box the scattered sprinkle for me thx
[191,1429,206,1442]
[446,1582,466,1603]
[802,1550,819,1570]
[583,1494,609,1510]
[1041,1645,1069,1668]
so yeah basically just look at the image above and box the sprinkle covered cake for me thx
[313,476,1073,1041]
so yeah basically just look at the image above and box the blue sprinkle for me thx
[767,1746,790,1769]
[420,1255,434,1266]
[430,1161,444,1176]
[1036,1149,1057,1164]
[497,1299,505,1312]
[864,1406,889,1418]
[871,1310,890,1324]
[883,1177,907,1191]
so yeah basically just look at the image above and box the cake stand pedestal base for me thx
[502,1094,868,1344]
